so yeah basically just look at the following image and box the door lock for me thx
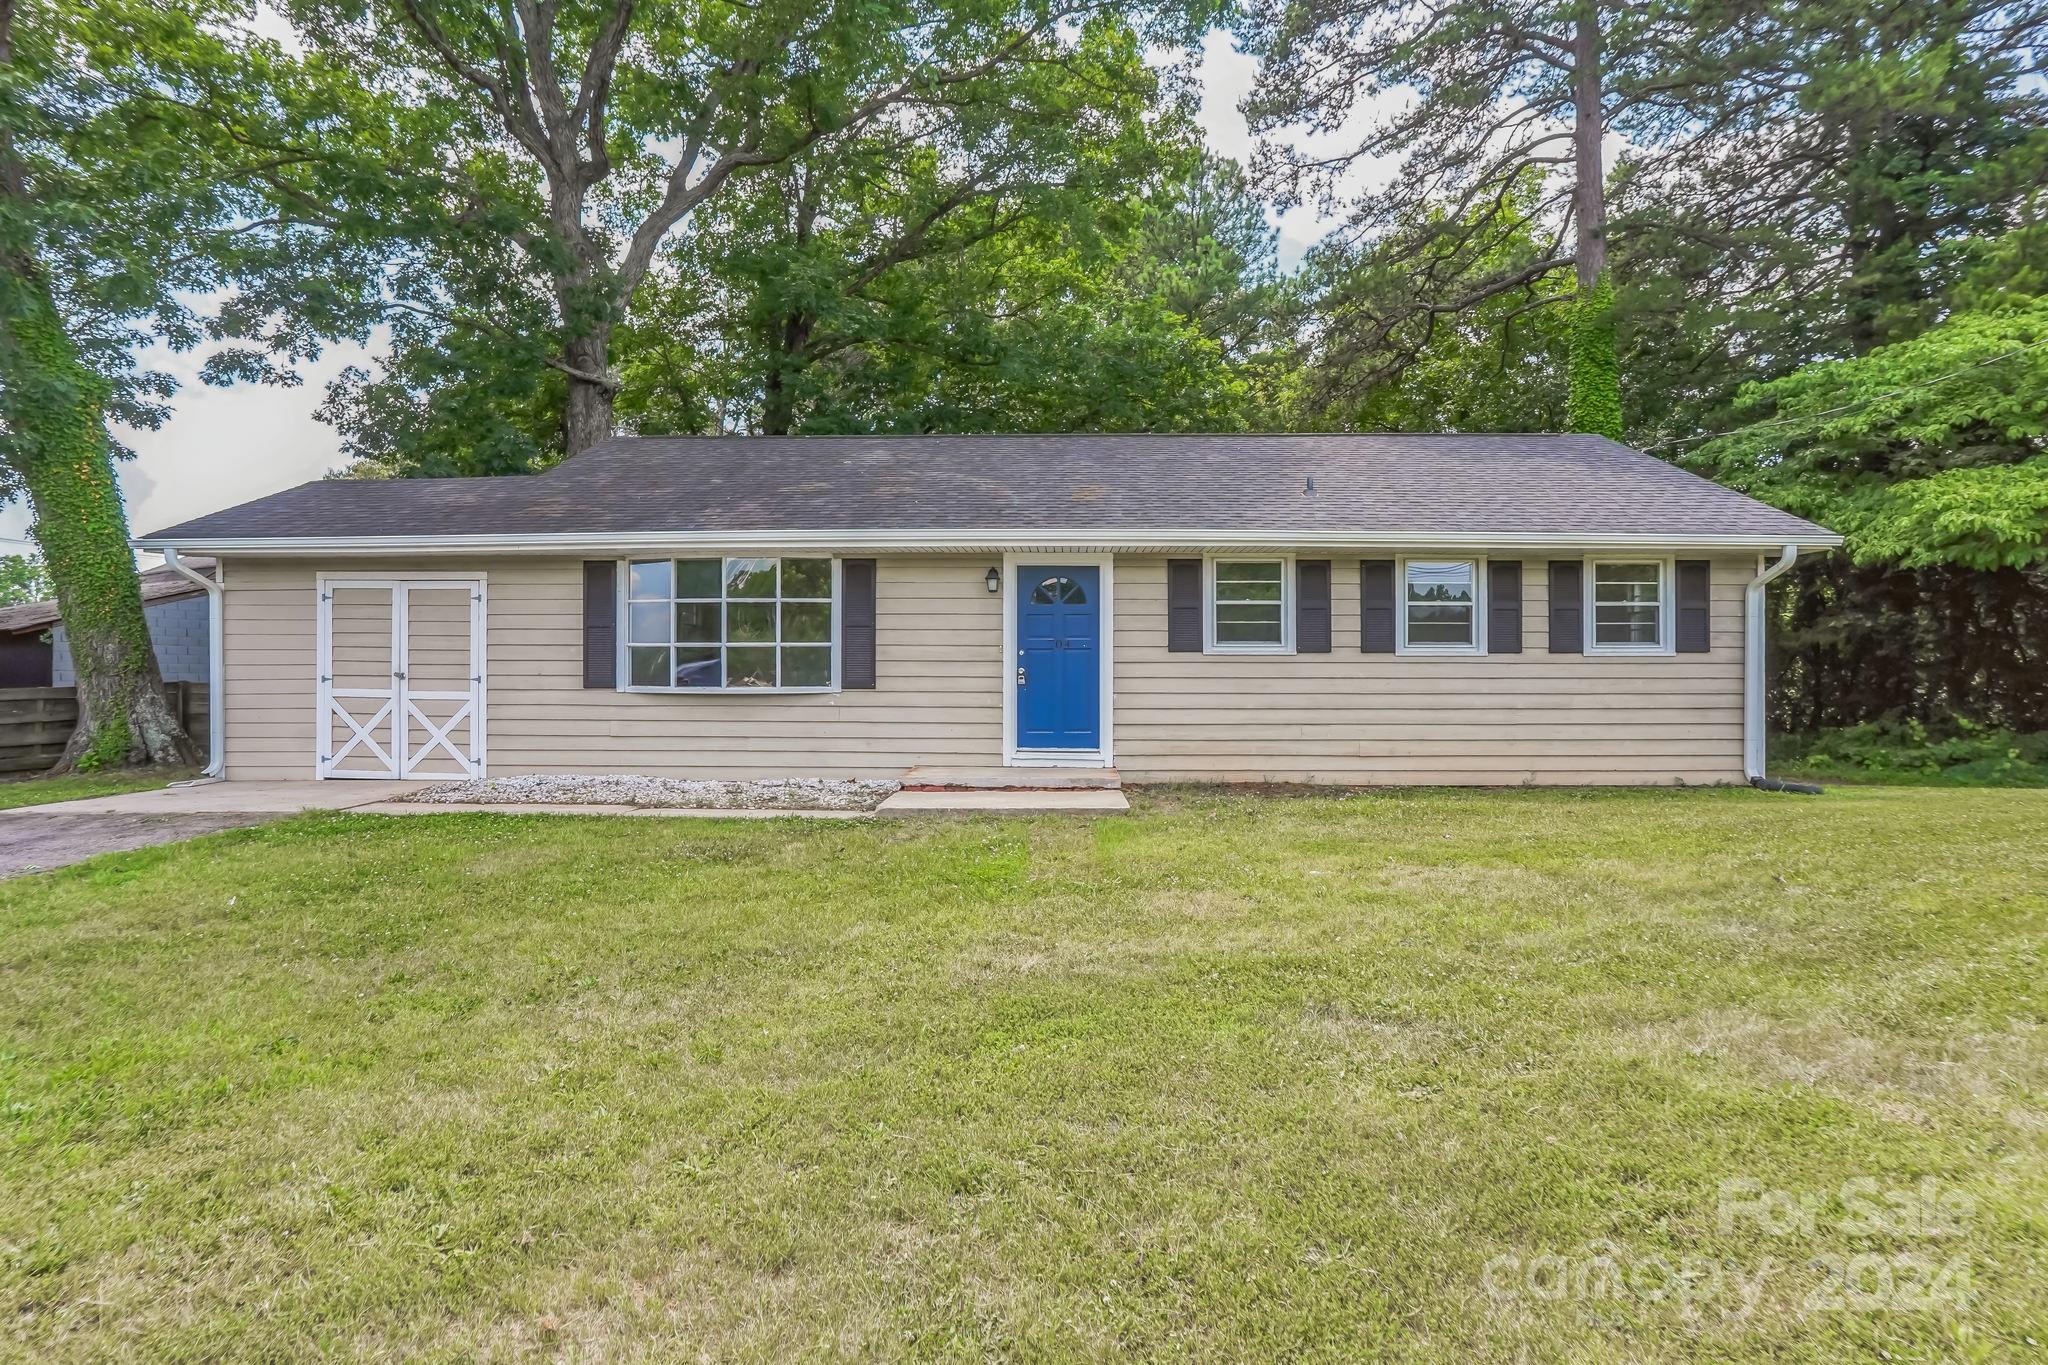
[1015,665,1026,686]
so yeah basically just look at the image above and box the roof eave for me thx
[134,527,1845,555]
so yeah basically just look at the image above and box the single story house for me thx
[133,435,1839,787]
[0,556,215,688]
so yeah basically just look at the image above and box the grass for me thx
[2,787,2043,1362]
[0,766,193,810]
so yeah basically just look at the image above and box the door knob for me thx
[1015,666,1026,686]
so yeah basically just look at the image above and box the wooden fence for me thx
[0,684,209,774]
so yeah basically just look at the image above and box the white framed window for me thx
[1205,556,1293,653]
[1585,557,1672,654]
[621,556,839,692]
[1397,557,1485,655]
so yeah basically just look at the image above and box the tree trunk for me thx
[760,310,815,436]
[1564,5,1622,440]
[0,271,195,772]
[560,331,616,457]
[1571,7,1606,294]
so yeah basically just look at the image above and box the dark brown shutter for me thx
[841,558,877,688]
[1296,560,1331,652]
[1547,560,1584,654]
[1359,559,1396,653]
[1487,560,1523,654]
[1167,559,1202,652]
[582,560,616,688]
[1675,559,1711,653]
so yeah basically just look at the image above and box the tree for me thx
[1300,194,1571,432]
[1,2,377,769]
[630,14,1187,438]
[0,1,229,769]
[1620,1,2048,442]
[328,138,1287,466]
[1686,290,2048,729]
[0,552,50,606]
[1632,3,2048,733]
[267,0,1215,460]
[1235,1,1696,435]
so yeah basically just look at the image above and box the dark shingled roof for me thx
[137,434,1834,543]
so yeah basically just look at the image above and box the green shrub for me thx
[1774,715,2048,786]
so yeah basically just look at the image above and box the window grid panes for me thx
[625,557,834,689]
[1405,560,1476,647]
[1212,560,1285,647]
[1593,562,1663,647]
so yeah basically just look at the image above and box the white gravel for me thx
[402,774,900,811]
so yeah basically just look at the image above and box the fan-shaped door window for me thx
[1030,575,1088,605]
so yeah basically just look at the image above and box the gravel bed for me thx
[402,774,900,811]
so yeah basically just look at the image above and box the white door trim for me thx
[1001,552,1114,768]
[316,574,488,780]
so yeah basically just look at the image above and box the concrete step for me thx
[878,789,1129,814]
[899,764,1121,791]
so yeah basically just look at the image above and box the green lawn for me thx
[3,788,2043,1361]
[0,766,192,810]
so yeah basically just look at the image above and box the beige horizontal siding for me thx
[1110,555,1751,785]
[219,549,1753,787]
[219,556,1003,780]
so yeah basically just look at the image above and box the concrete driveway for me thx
[0,781,415,878]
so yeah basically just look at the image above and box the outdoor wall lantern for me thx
[985,567,1001,594]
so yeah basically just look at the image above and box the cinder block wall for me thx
[53,594,210,686]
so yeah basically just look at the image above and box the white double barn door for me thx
[317,577,486,779]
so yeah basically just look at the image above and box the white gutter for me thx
[1743,544,1800,784]
[133,527,1846,556]
[160,548,224,778]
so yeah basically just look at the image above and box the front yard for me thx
[2,788,2043,1361]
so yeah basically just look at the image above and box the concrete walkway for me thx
[12,780,419,817]
[0,781,418,878]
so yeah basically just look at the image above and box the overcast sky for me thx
[1,30,1363,561]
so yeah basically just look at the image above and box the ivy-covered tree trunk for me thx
[0,269,194,772]
[1567,273,1623,440]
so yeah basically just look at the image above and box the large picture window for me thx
[624,556,836,690]
[1399,559,1483,654]
[1206,557,1291,652]
[1587,559,1669,653]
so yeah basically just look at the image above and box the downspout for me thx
[161,547,224,779]
[1744,544,1819,793]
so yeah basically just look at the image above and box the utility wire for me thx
[1647,335,2048,453]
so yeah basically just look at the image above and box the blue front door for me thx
[1017,565,1101,750]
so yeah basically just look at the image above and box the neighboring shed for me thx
[0,557,216,688]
